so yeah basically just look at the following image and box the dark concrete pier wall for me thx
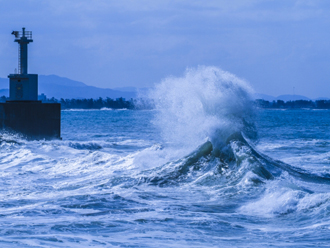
[0,101,61,139]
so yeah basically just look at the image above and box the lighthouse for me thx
[0,27,61,139]
[8,28,38,101]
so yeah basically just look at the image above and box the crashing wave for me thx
[138,132,330,188]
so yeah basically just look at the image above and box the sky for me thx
[0,0,329,98]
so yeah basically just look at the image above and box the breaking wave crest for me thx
[138,132,330,187]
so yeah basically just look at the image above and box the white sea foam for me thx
[239,186,304,217]
[62,108,127,111]
[62,108,103,112]
[100,107,113,111]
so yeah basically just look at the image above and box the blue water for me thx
[0,108,329,247]
[1,67,330,247]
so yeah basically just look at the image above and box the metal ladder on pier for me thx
[18,45,21,74]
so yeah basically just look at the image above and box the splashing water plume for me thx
[149,66,255,150]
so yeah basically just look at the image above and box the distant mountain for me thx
[0,75,137,99]
[253,93,276,101]
[276,95,311,101]
[0,77,7,90]
[254,93,312,101]
[0,76,326,101]
[0,89,8,97]
[38,75,137,99]
[39,75,87,87]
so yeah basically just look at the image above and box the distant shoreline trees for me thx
[49,97,134,110]
[0,96,134,110]
[1,95,330,110]
[255,99,330,109]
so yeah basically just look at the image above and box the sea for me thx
[0,67,329,247]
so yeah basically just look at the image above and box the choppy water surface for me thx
[1,67,330,247]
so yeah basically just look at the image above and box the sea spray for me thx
[148,66,255,150]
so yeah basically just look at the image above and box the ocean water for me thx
[1,67,330,247]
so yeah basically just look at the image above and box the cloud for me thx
[0,0,329,97]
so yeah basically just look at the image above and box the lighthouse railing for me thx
[13,31,32,39]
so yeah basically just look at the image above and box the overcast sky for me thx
[0,0,329,98]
